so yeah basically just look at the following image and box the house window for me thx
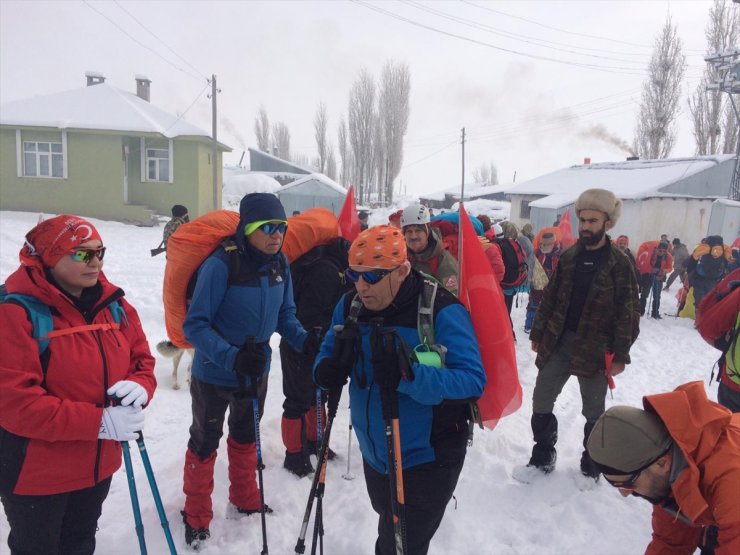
[146,147,170,181]
[519,200,531,219]
[23,141,64,178]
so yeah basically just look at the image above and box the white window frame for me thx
[140,138,174,183]
[17,131,67,179]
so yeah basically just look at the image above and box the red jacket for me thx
[0,263,156,495]
[637,245,673,280]
[697,269,740,393]
[643,382,740,555]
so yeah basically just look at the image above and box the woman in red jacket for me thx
[0,215,157,555]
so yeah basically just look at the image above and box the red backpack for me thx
[495,238,528,288]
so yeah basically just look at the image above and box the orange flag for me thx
[558,210,575,249]
[337,185,360,241]
[458,204,522,429]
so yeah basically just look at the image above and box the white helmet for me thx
[400,204,431,228]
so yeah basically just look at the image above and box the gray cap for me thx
[587,406,672,474]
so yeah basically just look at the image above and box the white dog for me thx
[156,340,193,390]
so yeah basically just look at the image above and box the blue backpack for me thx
[0,284,126,356]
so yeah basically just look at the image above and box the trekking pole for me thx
[375,324,408,555]
[295,386,343,555]
[122,441,148,555]
[134,433,177,555]
[342,413,356,481]
[311,388,325,555]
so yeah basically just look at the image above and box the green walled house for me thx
[0,72,231,225]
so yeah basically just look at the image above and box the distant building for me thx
[504,155,737,247]
[420,182,510,209]
[0,72,231,225]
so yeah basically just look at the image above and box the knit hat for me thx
[349,225,407,269]
[171,204,188,218]
[477,214,492,232]
[616,235,629,246]
[239,193,286,231]
[21,214,103,268]
[586,406,672,475]
[574,188,622,225]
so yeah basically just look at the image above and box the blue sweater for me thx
[184,247,307,387]
[314,272,485,474]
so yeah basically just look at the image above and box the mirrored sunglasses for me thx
[603,469,642,489]
[69,247,106,264]
[257,222,287,235]
[344,267,397,285]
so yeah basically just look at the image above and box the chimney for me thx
[135,75,151,102]
[583,157,591,165]
[626,156,639,161]
[85,71,105,86]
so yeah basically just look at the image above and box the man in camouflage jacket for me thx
[523,189,640,482]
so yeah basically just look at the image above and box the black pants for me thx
[0,477,112,555]
[280,339,320,419]
[188,375,269,458]
[363,457,464,555]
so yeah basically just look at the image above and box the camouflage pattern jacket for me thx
[408,228,459,296]
[529,236,640,377]
[162,216,188,247]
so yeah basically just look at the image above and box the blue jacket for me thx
[184,245,307,387]
[314,272,485,474]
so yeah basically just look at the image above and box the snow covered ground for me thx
[0,209,717,555]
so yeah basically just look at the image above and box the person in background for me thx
[522,188,640,481]
[401,204,459,295]
[313,225,485,555]
[388,209,403,228]
[553,214,562,227]
[358,210,370,231]
[292,210,301,216]
[180,193,320,549]
[637,240,673,319]
[524,232,561,334]
[615,235,639,280]
[587,382,740,555]
[0,215,157,555]
[163,204,189,249]
[521,223,535,242]
[696,268,740,412]
[664,237,688,291]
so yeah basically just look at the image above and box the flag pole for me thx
[457,127,466,289]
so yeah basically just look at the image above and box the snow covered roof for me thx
[278,173,347,195]
[505,155,735,204]
[0,82,224,143]
[422,182,511,201]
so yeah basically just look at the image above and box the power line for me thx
[112,0,209,81]
[401,140,459,169]
[161,81,211,135]
[81,0,204,83]
[351,1,649,75]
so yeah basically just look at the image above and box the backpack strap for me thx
[417,277,438,346]
[1,290,54,355]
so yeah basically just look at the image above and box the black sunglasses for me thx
[603,469,642,489]
[344,267,398,285]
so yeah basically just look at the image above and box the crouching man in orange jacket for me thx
[587,381,740,554]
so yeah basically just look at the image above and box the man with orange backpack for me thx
[688,235,732,314]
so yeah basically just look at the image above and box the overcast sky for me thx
[0,0,715,197]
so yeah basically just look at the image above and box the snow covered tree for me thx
[472,162,499,185]
[338,116,350,187]
[272,122,291,161]
[254,106,270,152]
[348,69,376,203]
[378,61,411,204]
[688,0,739,155]
[326,145,337,181]
[633,16,686,159]
[314,101,329,173]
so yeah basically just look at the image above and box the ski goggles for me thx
[344,267,398,285]
[69,247,106,264]
[244,220,288,236]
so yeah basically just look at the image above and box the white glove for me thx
[98,405,145,442]
[107,380,149,408]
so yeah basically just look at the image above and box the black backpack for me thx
[495,238,528,288]
[696,236,727,280]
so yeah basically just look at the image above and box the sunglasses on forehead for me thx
[69,247,106,264]
[344,267,398,285]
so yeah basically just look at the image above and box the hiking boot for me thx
[306,440,337,461]
[283,451,314,477]
[226,502,274,519]
[580,450,601,480]
[182,511,210,551]
[652,312,662,320]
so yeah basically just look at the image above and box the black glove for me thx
[314,324,359,389]
[302,328,323,359]
[234,340,267,387]
[371,328,414,391]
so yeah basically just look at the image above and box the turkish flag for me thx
[458,204,522,429]
[559,210,575,249]
[337,185,360,241]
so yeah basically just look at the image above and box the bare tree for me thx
[272,122,291,161]
[338,116,350,187]
[688,0,738,154]
[254,106,270,152]
[348,69,376,203]
[326,144,338,181]
[314,101,329,173]
[472,162,499,185]
[633,16,686,159]
[378,61,411,204]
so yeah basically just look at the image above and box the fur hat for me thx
[574,188,622,225]
[587,406,672,475]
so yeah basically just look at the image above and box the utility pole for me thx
[705,50,740,200]
[460,127,466,203]
[457,126,466,285]
[209,74,220,210]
